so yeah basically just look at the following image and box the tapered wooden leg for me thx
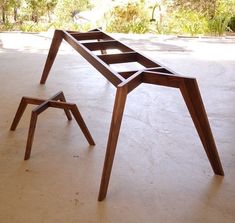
[70,105,95,145]
[59,92,72,121]
[10,97,27,130]
[98,86,128,201]
[180,78,224,175]
[24,111,38,160]
[40,30,63,84]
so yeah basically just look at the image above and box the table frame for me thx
[40,29,224,201]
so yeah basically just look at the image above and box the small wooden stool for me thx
[10,91,95,160]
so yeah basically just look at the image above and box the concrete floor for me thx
[0,31,235,223]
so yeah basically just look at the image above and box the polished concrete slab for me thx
[0,32,235,223]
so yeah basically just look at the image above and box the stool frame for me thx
[10,91,95,160]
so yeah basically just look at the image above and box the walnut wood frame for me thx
[39,29,224,201]
[10,91,95,160]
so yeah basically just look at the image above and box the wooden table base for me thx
[10,91,95,160]
[39,29,224,201]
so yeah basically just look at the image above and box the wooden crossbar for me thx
[98,52,138,64]
[70,31,111,41]
[39,29,224,201]
[82,40,133,52]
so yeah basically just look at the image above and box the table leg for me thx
[40,30,63,84]
[180,78,224,175]
[98,86,128,201]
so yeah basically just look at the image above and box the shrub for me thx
[19,21,52,32]
[105,2,150,34]
[208,16,230,36]
[170,10,209,36]
[0,22,15,31]
[51,20,93,31]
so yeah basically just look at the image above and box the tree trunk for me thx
[14,7,18,22]
[32,12,38,23]
[2,6,5,23]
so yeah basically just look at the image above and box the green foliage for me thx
[206,0,235,35]
[149,19,173,35]
[170,0,217,18]
[0,0,93,32]
[149,9,209,36]
[27,0,48,22]
[0,21,15,30]
[173,10,209,36]
[51,20,93,31]
[54,0,92,22]
[215,0,235,17]
[28,0,57,22]
[0,0,13,23]
[105,1,150,34]
[19,21,53,32]
[208,16,230,36]
[150,0,235,36]
[0,0,234,35]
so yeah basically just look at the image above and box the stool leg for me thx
[70,105,95,146]
[24,111,38,160]
[10,97,28,130]
[98,86,128,201]
[59,92,72,121]
[180,78,224,175]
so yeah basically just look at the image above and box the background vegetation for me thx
[0,0,235,36]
